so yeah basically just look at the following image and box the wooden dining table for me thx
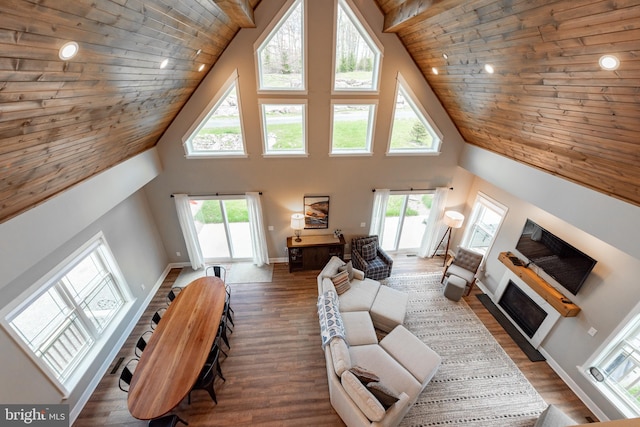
[127,276,226,420]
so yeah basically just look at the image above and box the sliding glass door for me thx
[380,193,434,252]
[191,198,252,260]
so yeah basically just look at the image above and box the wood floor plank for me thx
[73,256,597,426]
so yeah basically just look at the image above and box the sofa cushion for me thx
[349,344,422,399]
[367,381,400,409]
[342,311,378,346]
[321,256,347,278]
[361,242,377,261]
[349,366,380,385]
[533,405,576,427]
[445,264,476,284]
[339,260,355,281]
[380,325,441,385]
[330,337,351,376]
[331,270,351,295]
[369,285,409,333]
[341,370,386,422]
[338,279,380,312]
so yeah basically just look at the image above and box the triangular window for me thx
[334,0,382,92]
[256,0,305,91]
[388,74,443,155]
[183,71,246,157]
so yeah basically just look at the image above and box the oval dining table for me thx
[127,276,226,420]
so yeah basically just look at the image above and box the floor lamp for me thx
[432,211,465,266]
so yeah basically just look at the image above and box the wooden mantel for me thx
[498,252,581,317]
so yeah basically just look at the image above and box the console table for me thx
[287,234,346,272]
[498,251,580,317]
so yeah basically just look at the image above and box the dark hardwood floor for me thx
[73,255,597,426]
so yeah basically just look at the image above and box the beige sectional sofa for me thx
[317,257,441,427]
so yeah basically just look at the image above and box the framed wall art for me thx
[304,196,329,229]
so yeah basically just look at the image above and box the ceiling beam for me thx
[213,0,256,28]
[383,0,466,33]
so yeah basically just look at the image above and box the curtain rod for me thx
[372,187,453,192]
[170,192,262,198]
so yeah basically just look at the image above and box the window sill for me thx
[185,153,248,159]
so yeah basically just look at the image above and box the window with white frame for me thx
[330,101,377,155]
[256,0,305,92]
[259,101,307,156]
[460,192,508,255]
[1,233,131,395]
[183,70,246,158]
[587,315,640,417]
[333,0,382,92]
[387,74,443,155]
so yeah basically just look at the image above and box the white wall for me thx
[0,149,168,417]
[458,145,640,420]
[144,0,471,262]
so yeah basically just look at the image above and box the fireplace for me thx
[499,280,547,338]
[494,271,561,348]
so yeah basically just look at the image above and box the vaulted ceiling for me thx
[1,0,638,223]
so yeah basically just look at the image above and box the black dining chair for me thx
[166,286,183,305]
[188,345,225,404]
[148,414,188,427]
[150,308,166,330]
[134,330,153,357]
[118,358,139,393]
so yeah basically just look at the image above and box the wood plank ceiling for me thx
[0,0,638,224]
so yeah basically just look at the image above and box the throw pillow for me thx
[341,370,386,422]
[331,270,351,295]
[367,382,400,409]
[361,242,377,262]
[338,260,355,281]
[330,337,351,376]
[349,366,380,385]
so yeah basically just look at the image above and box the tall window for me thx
[256,0,305,91]
[587,315,640,417]
[191,197,253,260]
[330,101,376,155]
[388,74,443,155]
[333,0,382,92]
[182,70,246,158]
[460,193,507,255]
[2,234,131,394]
[259,101,307,156]
[380,193,434,252]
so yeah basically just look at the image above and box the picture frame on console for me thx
[304,196,329,229]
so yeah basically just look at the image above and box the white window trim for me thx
[254,0,307,94]
[182,69,248,159]
[459,192,508,256]
[386,73,443,156]
[259,99,308,157]
[579,308,640,418]
[332,0,384,94]
[0,232,134,398]
[329,99,377,156]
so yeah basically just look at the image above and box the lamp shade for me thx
[290,213,305,230]
[443,211,464,229]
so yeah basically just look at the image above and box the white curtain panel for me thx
[369,189,390,237]
[173,194,205,270]
[418,187,449,258]
[246,192,270,267]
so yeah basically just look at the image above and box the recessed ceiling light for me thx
[599,55,619,70]
[198,64,205,72]
[59,41,79,60]
[484,64,495,74]
[196,49,202,56]
[431,67,438,75]
[442,53,448,60]
[160,59,169,69]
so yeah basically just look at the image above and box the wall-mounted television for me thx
[514,219,597,296]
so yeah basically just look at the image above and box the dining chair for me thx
[134,330,153,357]
[150,308,166,330]
[188,345,225,404]
[148,414,188,426]
[118,358,139,393]
[166,286,183,305]
[205,265,227,281]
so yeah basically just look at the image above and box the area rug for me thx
[382,273,548,427]
[226,262,274,284]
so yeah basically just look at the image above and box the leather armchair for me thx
[441,247,483,295]
[351,236,393,280]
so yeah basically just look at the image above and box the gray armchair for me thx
[441,247,483,295]
[351,236,393,280]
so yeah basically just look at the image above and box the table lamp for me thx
[291,213,305,242]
